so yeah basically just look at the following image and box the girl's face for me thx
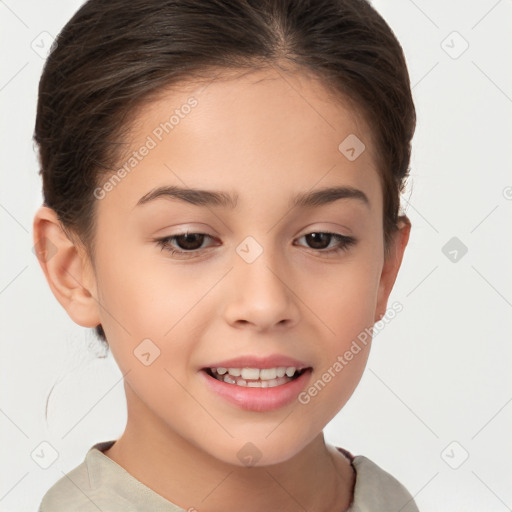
[78,67,407,466]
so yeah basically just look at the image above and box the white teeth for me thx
[276,367,286,378]
[213,367,298,380]
[223,374,236,384]
[209,366,305,387]
[260,368,277,380]
[285,367,296,377]
[241,368,260,380]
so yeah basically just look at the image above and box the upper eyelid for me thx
[159,229,351,239]
[158,230,355,247]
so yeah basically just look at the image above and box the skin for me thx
[33,65,410,511]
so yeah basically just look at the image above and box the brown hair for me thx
[34,0,416,346]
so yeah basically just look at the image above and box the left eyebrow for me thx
[291,186,370,209]
[135,185,370,210]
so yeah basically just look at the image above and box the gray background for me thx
[1,0,511,510]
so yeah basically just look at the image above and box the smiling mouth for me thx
[204,366,310,388]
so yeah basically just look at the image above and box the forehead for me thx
[98,65,382,217]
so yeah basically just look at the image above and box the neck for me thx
[103,385,355,512]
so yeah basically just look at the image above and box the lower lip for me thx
[201,369,312,412]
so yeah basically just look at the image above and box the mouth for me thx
[199,360,313,413]
[204,366,309,388]
[200,355,313,411]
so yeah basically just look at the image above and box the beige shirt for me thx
[38,441,419,512]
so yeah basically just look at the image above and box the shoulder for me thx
[37,441,139,512]
[38,440,186,512]
[350,454,419,512]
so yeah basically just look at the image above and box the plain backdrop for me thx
[1,1,511,511]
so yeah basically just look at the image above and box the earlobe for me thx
[374,216,411,322]
[32,206,101,328]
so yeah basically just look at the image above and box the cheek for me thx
[95,243,198,334]
[307,256,381,341]
[93,244,218,381]
[296,267,377,430]
[297,253,380,412]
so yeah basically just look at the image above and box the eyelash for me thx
[154,231,356,259]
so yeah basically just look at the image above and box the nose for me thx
[222,246,300,332]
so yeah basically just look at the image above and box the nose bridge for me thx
[223,234,298,329]
[236,234,288,297]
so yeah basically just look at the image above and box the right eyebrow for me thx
[136,185,237,209]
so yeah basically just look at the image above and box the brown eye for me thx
[155,232,215,257]
[295,232,356,254]
[304,232,331,250]
[172,233,206,251]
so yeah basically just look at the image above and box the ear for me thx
[374,216,411,322]
[32,206,101,328]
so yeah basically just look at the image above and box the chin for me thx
[198,431,316,469]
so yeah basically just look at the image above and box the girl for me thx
[33,0,418,510]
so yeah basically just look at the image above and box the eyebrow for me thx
[135,185,370,210]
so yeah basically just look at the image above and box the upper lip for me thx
[202,354,311,370]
